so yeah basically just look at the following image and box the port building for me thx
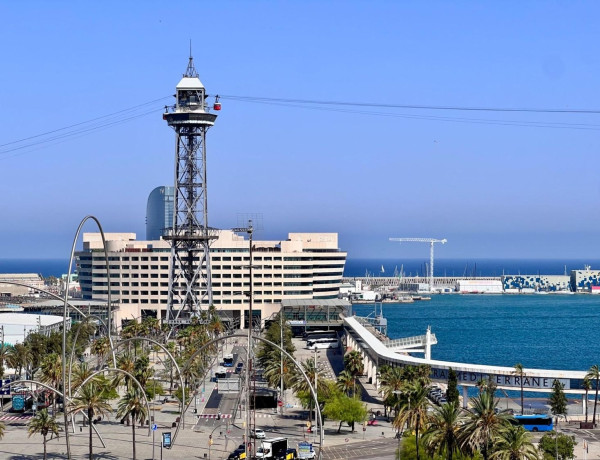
[76,231,346,329]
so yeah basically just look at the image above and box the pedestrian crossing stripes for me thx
[196,414,232,419]
[0,415,32,421]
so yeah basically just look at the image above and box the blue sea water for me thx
[0,259,69,278]
[344,258,600,278]
[354,295,600,372]
[2,258,599,373]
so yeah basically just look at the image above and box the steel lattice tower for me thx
[163,56,218,325]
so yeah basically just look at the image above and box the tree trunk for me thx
[43,434,47,460]
[594,378,599,425]
[520,380,524,414]
[338,420,343,433]
[132,410,136,460]
[415,413,420,460]
[586,388,589,423]
[88,408,94,460]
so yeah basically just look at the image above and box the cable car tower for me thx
[163,55,220,325]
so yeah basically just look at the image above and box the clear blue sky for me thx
[2,2,600,260]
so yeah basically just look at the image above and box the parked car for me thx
[250,429,266,439]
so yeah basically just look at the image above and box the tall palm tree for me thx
[8,343,31,379]
[116,387,149,460]
[378,365,404,417]
[90,337,110,369]
[393,381,430,460]
[40,353,62,413]
[422,403,466,460]
[0,421,5,439]
[69,382,112,460]
[489,425,539,460]
[343,350,364,395]
[337,370,355,396]
[28,408,60,460]
[583,376,592,423]
[0,343,11,377]
[586,365,600,425]
[512,363,525,415]
[459,391,513,460]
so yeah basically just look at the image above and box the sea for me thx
[1,257,599,373]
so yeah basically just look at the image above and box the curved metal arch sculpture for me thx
[62,215,115,459]
[72,367,152,438]
[96,336,186,431]
[181,333,325,456]
[0,379,108,448]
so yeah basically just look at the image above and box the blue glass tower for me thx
[146,186,175,240]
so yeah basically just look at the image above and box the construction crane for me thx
[389,238,447,291]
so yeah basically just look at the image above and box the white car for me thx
[250,429,266,439]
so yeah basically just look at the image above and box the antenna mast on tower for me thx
[163,55,219,326]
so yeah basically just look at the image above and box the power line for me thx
[219,94,600,115]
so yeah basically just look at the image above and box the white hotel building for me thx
[76,231,347,329]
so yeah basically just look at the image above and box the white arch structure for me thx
[344,316,590,410]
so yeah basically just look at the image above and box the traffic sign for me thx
[151,424,158,431]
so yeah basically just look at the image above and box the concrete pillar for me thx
[462,386,468,409]
[425,326,432,360]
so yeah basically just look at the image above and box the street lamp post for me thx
[232,221,255,458]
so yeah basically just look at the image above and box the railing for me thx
[383,334,438,349]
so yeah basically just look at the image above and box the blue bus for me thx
[513,415,554,432]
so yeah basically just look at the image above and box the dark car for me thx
[235,362,244,373]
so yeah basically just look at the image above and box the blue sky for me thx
[1,2,600,260]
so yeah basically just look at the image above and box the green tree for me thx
[586,364,600,425]
[400,436,482,460]
[446,368,459,407]
[489,425,539,460]
[90,337,110,369]
[39,353,62,413]
[378,365,404,417]
[422,403,466,460]
[337,370,355,396]
[512,363,525,415]
[538,432,576,460]
[69,382,112,460]
[28,408,60,460]
[322,393,368,432]
[393,381,431,460]
[8,343,31,379]
[343,350,364,395]
[116,387,149,460]
[548,379,567,421]
[459,391,514,460]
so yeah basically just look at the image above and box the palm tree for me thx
[422,403,466,460]
[337,370,355,396]
[459,391,513,460]
[40,353,62,413]
[393,381,430,460]
[8,343,31,379]
[28,408,60,460]
[586,365,600,425]
[90,337,110,369]
[378,365,404,417]
[512,363,525,415]
[0,343,11,377]
[0,421,5,439]
[583,376,592,423]
[116,387,149,460]
[343,350,364,395]
[69,382,112,460]
[489,424,539,460]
